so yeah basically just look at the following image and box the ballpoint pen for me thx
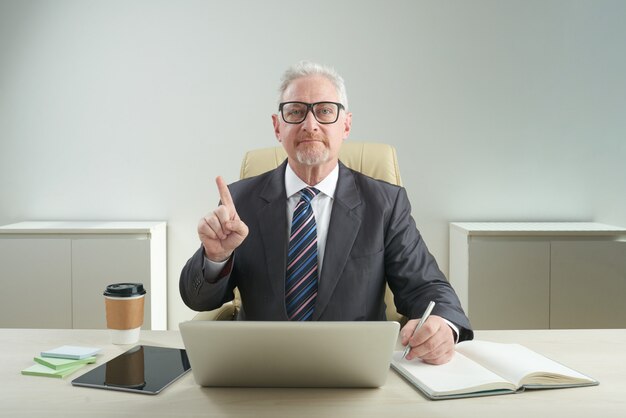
[402,300,436,359]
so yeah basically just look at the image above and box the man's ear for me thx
[342,111,352,139]
[272,114,281,142]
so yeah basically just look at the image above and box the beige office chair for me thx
[193,141,406,324]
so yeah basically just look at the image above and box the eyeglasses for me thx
[278,101,345,124]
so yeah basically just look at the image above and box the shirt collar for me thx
[285,162,339,199]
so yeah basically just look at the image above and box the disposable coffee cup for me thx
[104,283,146,345]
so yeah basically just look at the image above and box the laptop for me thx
[179,321,400,388]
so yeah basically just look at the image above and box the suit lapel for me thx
[313,163,362,320]
[257,162,289,318]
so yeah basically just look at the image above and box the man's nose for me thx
[301,108,319,131]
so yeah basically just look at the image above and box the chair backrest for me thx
[237,141,406,323]
[240,142,402,186]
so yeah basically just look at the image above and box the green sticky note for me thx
[21,362,87,378]
[34,356,96,370]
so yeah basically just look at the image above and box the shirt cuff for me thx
[442,318,460,344]
[203,256,229,282]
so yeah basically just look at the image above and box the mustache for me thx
[298,133,327,142]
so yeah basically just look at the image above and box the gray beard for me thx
[296,147,330,166]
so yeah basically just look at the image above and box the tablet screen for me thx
[71,345,191,395]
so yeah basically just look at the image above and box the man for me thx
[180,61,473,364]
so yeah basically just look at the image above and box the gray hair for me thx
[278,61,349,110]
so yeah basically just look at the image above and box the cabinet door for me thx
[468,239,550,329]
[71,238,151,329]
[0,238,72,328]
[550,241,626,329]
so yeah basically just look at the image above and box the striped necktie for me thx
[285,187,320,321]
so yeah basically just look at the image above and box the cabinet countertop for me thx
[450,222,626,236]
[0,221,166,234]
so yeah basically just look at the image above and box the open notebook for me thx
[391,340,598,400]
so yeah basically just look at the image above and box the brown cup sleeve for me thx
[105,297,145,330]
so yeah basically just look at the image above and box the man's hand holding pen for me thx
[401,303,456,365]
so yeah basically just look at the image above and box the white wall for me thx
[1,0,625,329]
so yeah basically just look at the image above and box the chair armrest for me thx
[192,302,237,321]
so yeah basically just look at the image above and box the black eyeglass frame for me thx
[278,101,345,124]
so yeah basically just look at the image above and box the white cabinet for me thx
[449,222,626,330]
[0,222,166,330]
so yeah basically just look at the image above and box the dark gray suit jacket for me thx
[180,161,473,341]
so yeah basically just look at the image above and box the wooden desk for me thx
[2,329,625,417]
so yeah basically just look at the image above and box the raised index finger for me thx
[215,176,235,210]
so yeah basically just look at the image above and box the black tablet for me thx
[71,345,191,395]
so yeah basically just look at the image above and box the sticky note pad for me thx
[34,355,97,370]
[41,345,101,360]
[21,363,87,379]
